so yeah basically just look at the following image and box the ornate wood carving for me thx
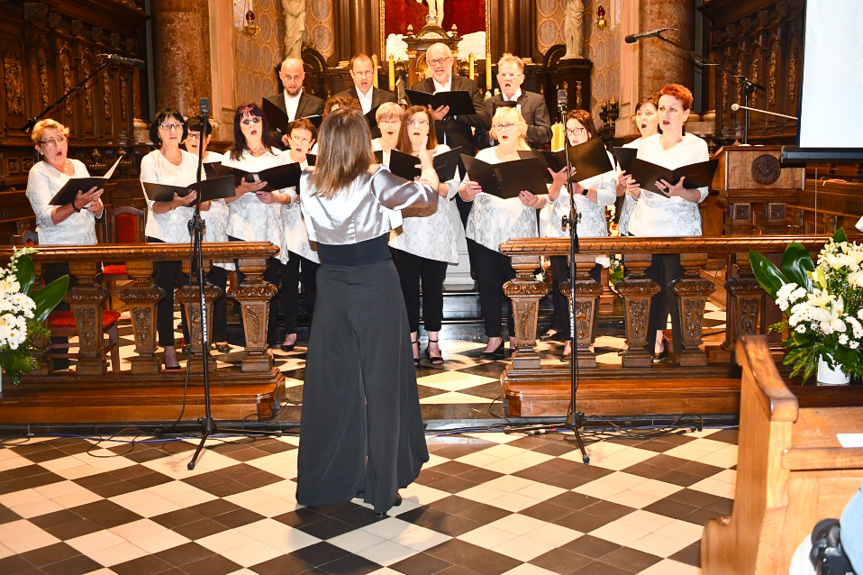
[616,254,659,368]
[503,253,547,369]
[3,53,24,116]
[231,257,278,373]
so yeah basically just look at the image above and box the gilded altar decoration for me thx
[103,72,112,120]
[120,76,128,120]
[81,59,93,118]
[39,56,49,109]
[3,52,23,116]
[61,49,73,117]
[768,32,779,107]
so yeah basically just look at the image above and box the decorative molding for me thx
[3,52,24,116]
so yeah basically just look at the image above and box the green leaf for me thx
[32,275,69,324]
[14,254,35,295]
[780,243,815,290]
[832,228,848,243]
[0,349,36,372]
[749,250,787,299]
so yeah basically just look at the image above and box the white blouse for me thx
[388,144,460,264]
[277,152,319,263]
[26,159,101,245]
[463,146,539,253]
[140,149,198,244]
[541,150,617,239]
[628,133,709,238]
[617,138,641,236]
[222,149,284,257]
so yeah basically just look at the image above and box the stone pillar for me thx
[496,0,519,59]
[151,0,212,116]
[638,0,695,100]
[349,0,374,58]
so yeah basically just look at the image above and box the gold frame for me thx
[379,0,491,59]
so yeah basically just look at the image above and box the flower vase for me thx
[817,356,851,386]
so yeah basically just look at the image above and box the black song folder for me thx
[518,138,613,183]
[142,175,235,205]
[49,156,122,205]
[461,155,548,199]
[204,162,303,192]
[613,147,637,174]
[406,90,476,116]
[629,158,718,196]
[388,147,463,183]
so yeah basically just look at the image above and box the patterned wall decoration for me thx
[306,0,334,60]
[234,0,284,106]
[536,0,565,56]
[582,0,620,123]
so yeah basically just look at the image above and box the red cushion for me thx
[115,213,139,244]
[48,310,121,329]
[102,264,127,275]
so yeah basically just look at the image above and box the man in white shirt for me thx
[264,57,325,149]
[335,54,397,138]
[478,53,552,150]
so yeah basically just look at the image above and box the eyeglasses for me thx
[241,117,261,125]
[159,122,183,131]
[379,119,401,126]
[291,135,312,143]
[186,133,201,140]
[353,70,374,78]
[408,119,429,127]
[493,122,516,131]
[497,73,523,80]
[40,135,67,147]
[566,127,586,136]
[427,57,451,67]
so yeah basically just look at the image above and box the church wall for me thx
[582,0,621,124]
[305,0,335,61]
[233,0,284,110]
[536,0,565,57]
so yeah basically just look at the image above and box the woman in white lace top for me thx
[541,109,616,359]
[389,105,460,366]
[459,107,542,358]
[621,84,710,362]
[617,97,660,236]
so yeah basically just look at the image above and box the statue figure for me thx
[563,0,584,59]
[282,0,306,58]
[417,0,445,27]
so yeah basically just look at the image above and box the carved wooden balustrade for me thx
[498,235,849,417]
[0,243,283,423]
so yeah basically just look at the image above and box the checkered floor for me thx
[0,427,738,575]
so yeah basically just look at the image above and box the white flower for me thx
[795,324,807,334]
[851,341,860,349]
[839,334,849,345]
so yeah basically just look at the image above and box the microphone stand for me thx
[647,32,764,145]
[505,96,590,464]
[187,98,216,470]
[19,58,114,133]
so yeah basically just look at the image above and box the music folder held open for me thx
[142,175,236,205]
[49,156,123,205]
[629,157,718,196]
[204,162,303,192]
[518,138,613,183]
[388,147,463,182]
[405,90,476,116]
[461,155,547,199]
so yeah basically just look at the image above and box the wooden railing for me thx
[0,243,279,377]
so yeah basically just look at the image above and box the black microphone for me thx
[557,89,567,112]
[624,28,673,44]
[99,53,146,69]
[200,97,210,118]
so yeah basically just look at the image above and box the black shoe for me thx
[426,338,444,366]
[652,349,670,364]
[481,341,505,359]
[374,493,403,518]
[411,337,420,367]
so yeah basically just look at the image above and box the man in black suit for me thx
[264,56,325,149]
[477,53,553,150]
[409,42,491,155]
[335,54,397,138]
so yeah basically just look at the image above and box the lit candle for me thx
[485,53,492,91]
[372,54,379,89]
[388,55,395,92]
[248,0,253,11]
[469,53,475,81]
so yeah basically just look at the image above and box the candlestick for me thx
[485,53,492,91]
[469,53,475,81]
[388,55,395,92]
[372,54,379,89]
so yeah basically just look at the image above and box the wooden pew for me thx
[702,335,863,574]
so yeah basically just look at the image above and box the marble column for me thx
[638,0,695,100]
[151,0,212,116]
[496,0,519,59]
[349,0,374,58]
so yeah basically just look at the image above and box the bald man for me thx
[264,57,325,148]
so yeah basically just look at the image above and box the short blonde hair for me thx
[490,107,529,149]
[376,102,404,124]
[31,119,70,145]
[497,53,525,73]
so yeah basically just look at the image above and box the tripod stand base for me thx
[564,410,590,463]
[187,416,218,470]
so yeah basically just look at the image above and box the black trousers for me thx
[646,253,683,357]
[283,251,319,334]
[391,248,448,333]
[228,236,281,346]
[297,258,428,514]
[208,266,228,343]
[549,256,602,340]
[147,237,188,348]
[473,242,516,338]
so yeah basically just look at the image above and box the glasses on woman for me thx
[186,132,201,140]
[241,117,261,126]
[408,119,429,127]
[159,122,183,131]
[40,135,67,147]
[379,119,401,126]
[566,127,586,137]
[493,122,516,131]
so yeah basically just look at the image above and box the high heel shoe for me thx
[481,341,505,360]
[426,338,444,366]
[374,493,403,518]
[411,336,420,367]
